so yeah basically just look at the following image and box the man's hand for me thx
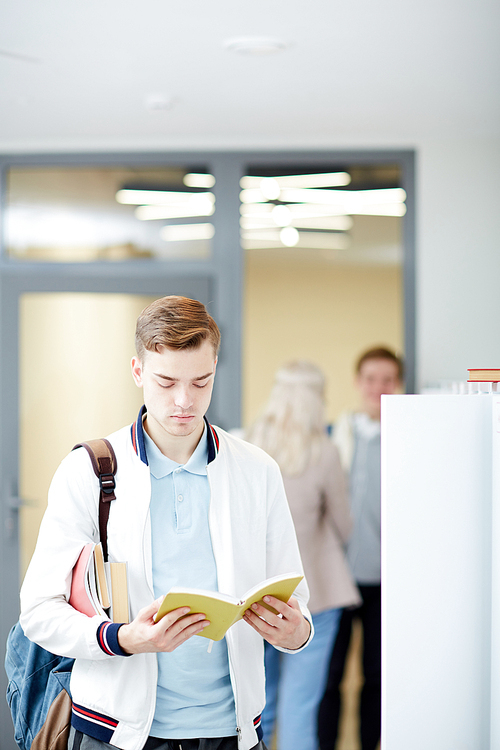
[242,595,311,650]
[117,597,210,654]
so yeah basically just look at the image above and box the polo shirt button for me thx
[177,495,184,502]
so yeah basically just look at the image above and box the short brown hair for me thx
[355,346,404,381]
[135,296,221,359]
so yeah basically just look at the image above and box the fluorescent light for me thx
[240,172,351,189]
[272,205,292,226]
[240,185,406,216]
[278,172,351,188]
[278,187,406,205]
[260,178,281,200]
[240,216,354,231]
[135,202,215,220]
[160,223,215,242]
[241,203,344,218]
[116,189,215,206]
[241,213,354,232]
[241,229,351,250]
[183,173,216,188]
[240,188,270,204]
[348,204,407,216]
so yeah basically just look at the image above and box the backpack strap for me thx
[72,438,117,562]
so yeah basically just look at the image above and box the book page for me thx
[156,590,240,641]
[238,573,304,620]
[94,542,110,609]
[70,542,111,618]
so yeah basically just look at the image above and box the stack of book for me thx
[70,542,129,623]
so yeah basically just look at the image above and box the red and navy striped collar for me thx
[130,405,219,466]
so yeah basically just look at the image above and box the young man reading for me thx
[20,296,312,750]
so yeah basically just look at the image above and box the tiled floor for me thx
[336,618,363,750]
[336,618,380,750]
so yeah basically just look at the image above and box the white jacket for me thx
[20,410,312,750]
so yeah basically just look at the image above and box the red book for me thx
[69,542,108,617]
[467,368,500,382]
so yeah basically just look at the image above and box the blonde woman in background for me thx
[246,361,360,750]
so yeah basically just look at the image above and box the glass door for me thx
[0,275,213,750]
[18,292,154,575]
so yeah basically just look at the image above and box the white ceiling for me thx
[0,0,499,152]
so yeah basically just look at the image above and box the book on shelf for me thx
[70,542,130,623]
[154,572,304,641]
[467,368,500,382]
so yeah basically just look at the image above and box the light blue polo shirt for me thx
[144,424,236,739]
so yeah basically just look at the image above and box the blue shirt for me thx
[144,424,236,739]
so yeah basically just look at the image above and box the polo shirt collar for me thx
[140,421,208,479]
[131,405,219,466]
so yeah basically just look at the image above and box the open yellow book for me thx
[154,572,303,641]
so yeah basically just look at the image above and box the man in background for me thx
[318,347,403,750]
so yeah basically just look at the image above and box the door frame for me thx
[0,149,415,749]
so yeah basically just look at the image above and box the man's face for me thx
[131,340,217,444]
[356,357,401,420]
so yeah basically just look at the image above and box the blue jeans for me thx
[318,585,381,750]
[261,608,342,750]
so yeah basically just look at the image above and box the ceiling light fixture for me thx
[183,173,216,189]
[260,178,281,200]
[135,203,215,221]
[277,187,407,206]
[240,172,351,189]
[240,214,354,231]
[144,93,176,111]
[160,223,215,242]
[224,37,289,55]
[271,205,292,226]
[116,189,215,206]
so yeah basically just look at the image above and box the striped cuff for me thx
[96,621,131,656]
[72,703,118,742]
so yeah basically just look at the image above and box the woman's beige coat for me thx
[282,439,361,614]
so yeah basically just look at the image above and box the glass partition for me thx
[242,162,406,426]
[5,166,215,262]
